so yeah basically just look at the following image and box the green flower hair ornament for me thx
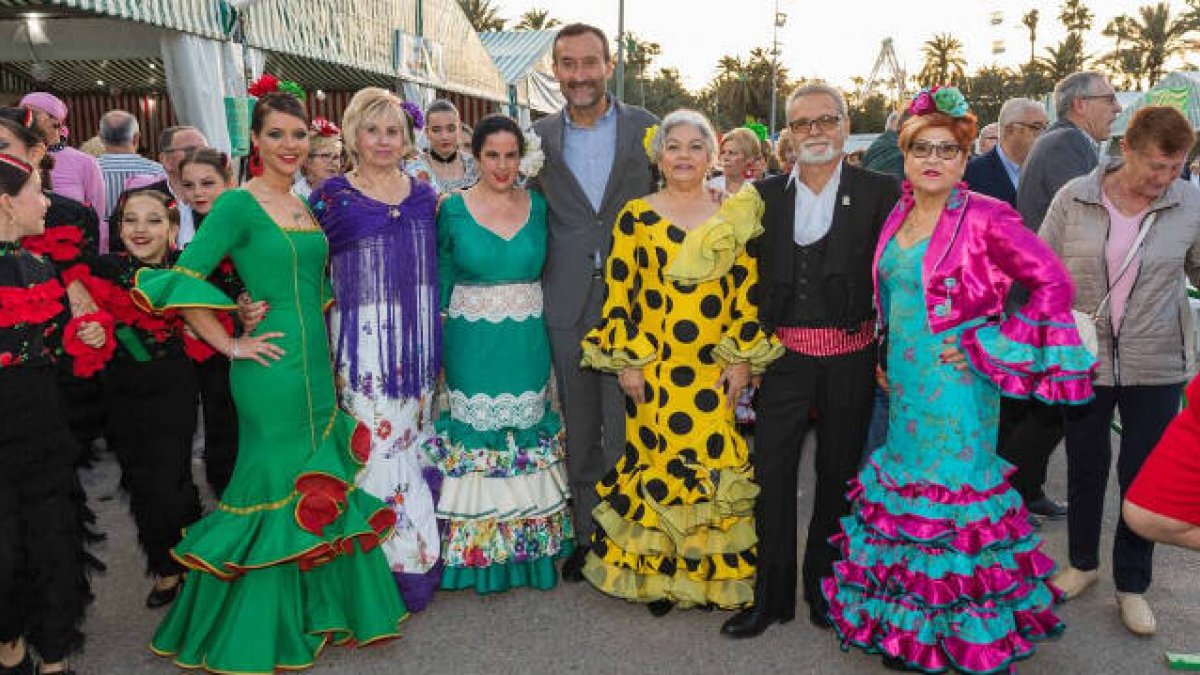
[745,122,769,142]
[909,85,969,118]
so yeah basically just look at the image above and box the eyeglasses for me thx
[310,153,339,162]
[1080,93,1118,105]
[788,114,842,135]
[164,145,202,155]
[908,140,964,160]
[1012,121,1048,133]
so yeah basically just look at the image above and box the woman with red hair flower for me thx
[134,79,406,674]
[821,87,1095,672]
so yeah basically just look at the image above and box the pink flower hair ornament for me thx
[310,117,340,137]
[907,85,970,118]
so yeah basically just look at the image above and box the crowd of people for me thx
[1,20,1199,675]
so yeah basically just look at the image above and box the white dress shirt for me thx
[788,161,843,246]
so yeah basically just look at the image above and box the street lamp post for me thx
[615,0,626,101]
[769,3,787,139]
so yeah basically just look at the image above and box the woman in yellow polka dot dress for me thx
[580,110,782,616]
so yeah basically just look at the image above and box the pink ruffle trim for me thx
[866,460,1016,505]
[959,317,1095,405]
[830,548,1059,608]
[824,580,1063,673]
[854,494,1033,555]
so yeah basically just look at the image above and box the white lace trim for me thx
[448,282,543,323]
[449,387,546,431]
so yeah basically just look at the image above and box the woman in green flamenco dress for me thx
[133,88,406,674]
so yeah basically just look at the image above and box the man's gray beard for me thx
[798,145,836,164]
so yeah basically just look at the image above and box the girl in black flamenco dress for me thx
[0,152,111,675]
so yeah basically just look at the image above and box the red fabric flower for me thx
[295,473,348,536]
[0,352,14,367]
[60,264,92,287]
[0,280,65,328]
[21,226,84,262]
[63,310,116,377]
[351,423,372,463]
[247,73,279,98]
[310,117,340,137]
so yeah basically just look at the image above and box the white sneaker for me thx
[1116,592,1157,636]
[1051,566,1099,599]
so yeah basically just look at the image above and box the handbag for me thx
[1072,212,1157,356]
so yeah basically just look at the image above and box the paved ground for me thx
[75,436,1198,674]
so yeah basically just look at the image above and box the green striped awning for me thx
[1,57,166,92]
[34,0,225,37]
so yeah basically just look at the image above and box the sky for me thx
[492,0,1194,92]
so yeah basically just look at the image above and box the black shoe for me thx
[647,599,675,617]
[560,545,589,584]
[1027,497,1067,520]
[720,606,793,638]
[882,654,917,672]
[0,651,33,675]
[146,579,182,609]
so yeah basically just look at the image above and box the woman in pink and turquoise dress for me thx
[821,87,1096,673]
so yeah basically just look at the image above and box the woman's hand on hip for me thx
[229,332,286,367]
[718,362,752,409]
[618,366,647,404]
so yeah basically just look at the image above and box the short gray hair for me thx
[997,98,1044,125]
[787,83,848,117]
[99,110,139,147]
[1054,71,1104,119]
[649,109,718,166]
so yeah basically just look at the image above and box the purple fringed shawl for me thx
[311,176,440,399]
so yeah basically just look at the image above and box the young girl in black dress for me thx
[81,190,202,608]
[178,148,241,498]
[0,151,109,675]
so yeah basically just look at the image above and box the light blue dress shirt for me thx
[996,144,1021,189]
[562,100,617,213]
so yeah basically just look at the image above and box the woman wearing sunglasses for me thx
[821,87,1096,673]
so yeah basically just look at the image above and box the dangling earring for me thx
[248,144,263,178]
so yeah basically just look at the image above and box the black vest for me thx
[783,237,831,326]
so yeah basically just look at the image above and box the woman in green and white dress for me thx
[424,115,572,592]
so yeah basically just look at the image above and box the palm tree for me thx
[1101,3,1197,89]
[1039,33,1088,82]
[917,34,968,87]
[514,9,561,31]
[457,0,505,32]
[1022,9,1040,66]
[1058,0,1094,35]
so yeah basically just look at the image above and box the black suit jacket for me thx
[752,161,901,331]
[963,147,1017,207]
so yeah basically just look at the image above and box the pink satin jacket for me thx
[872,189,1076,334]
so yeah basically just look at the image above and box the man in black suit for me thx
[964,98,1047,207]
[721,84,900,638]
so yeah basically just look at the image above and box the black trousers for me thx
[1064,383,1182,593]
[752,346,875,617]
[103,357,201,577]
[195,355,239,499]
[997,398,1064,503]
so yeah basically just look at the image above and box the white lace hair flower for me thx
[520,129,545,179]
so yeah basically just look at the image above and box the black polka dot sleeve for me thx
[711,245,783,374]
[580,203,657,372]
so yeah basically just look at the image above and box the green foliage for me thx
[1100,3,1198,90]
[458,0,505,32]
[917,34,968,88]
[696,49,794,131]
[513,9,560,31]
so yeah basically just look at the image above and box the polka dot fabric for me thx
[579,198,777,609]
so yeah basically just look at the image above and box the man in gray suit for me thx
[1001,71,1122,523]
[532,23,658,581]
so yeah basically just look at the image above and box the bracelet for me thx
[229,338,240,359]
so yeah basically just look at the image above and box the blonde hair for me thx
[340,87,409,164]
[720,127,763,160]
[775,129,796,163]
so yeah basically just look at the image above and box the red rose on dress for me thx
[22,226,84,261]
[351,423,372,463]
[0,352,13,367]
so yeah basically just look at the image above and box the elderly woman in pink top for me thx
[1040,105,1200,637]
[822,87,1095,673]
[19,92,106,217]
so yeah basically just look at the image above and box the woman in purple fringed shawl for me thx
[821,87,1096,673]
[309,88,442,611]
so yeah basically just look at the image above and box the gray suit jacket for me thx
[533,100,658,329]
[1016,119,1098,232]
